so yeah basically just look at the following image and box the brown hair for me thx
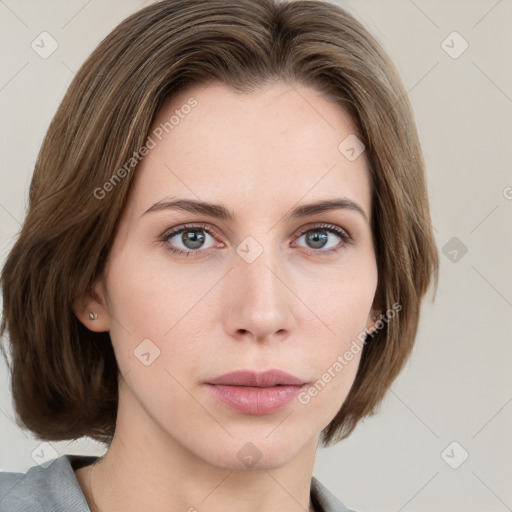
[1,0,438,446]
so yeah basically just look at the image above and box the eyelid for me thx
[161,222,224,242]
[293,223,351,242]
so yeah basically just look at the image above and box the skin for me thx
[73,80,379,512]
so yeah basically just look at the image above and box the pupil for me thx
[307,231,327,248]
[183,230,205,249]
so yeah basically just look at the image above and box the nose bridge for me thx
[224,239,293,339]
[241,247,279,305]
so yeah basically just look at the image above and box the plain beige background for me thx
[1,1,511,511]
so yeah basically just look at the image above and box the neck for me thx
[78,383,319,512]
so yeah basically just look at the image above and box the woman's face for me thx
[92,80,378,469]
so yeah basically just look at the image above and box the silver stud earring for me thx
[372,314,378,321]
[89,312,98,320]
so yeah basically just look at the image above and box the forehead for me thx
[127,80,371,221]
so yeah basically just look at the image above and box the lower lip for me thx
[206,384,305,415]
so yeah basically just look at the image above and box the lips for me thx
[205,369,308,415]
[206,369,307,387]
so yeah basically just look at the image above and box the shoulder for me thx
[0,454,98,512]
[311,476,358,512]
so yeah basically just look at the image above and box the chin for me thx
[190,427,317,471]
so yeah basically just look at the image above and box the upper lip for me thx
[206,369,307,387]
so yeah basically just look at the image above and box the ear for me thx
[72,278,110,332]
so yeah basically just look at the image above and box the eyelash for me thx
[159,222,352,258]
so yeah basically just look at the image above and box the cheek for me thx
[103,247,215,373]
[295,260,376,397]
[102,252,205,415]
[296,276,372,418]
[298,261,377,342]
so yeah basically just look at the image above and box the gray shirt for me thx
[0,454,355,512]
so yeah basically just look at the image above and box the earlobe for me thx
[72,281,110,332]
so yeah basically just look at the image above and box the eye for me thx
[159,222,352,258]
[160,223,223,257]
[293,224,352,255]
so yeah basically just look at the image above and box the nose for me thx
[222,245,296,343]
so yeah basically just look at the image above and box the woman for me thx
[0,1,438,511]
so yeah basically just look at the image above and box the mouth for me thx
[205,369,308,415]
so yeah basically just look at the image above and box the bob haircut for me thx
[1,0,438,447]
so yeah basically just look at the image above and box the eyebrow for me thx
[143,197,368,223]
